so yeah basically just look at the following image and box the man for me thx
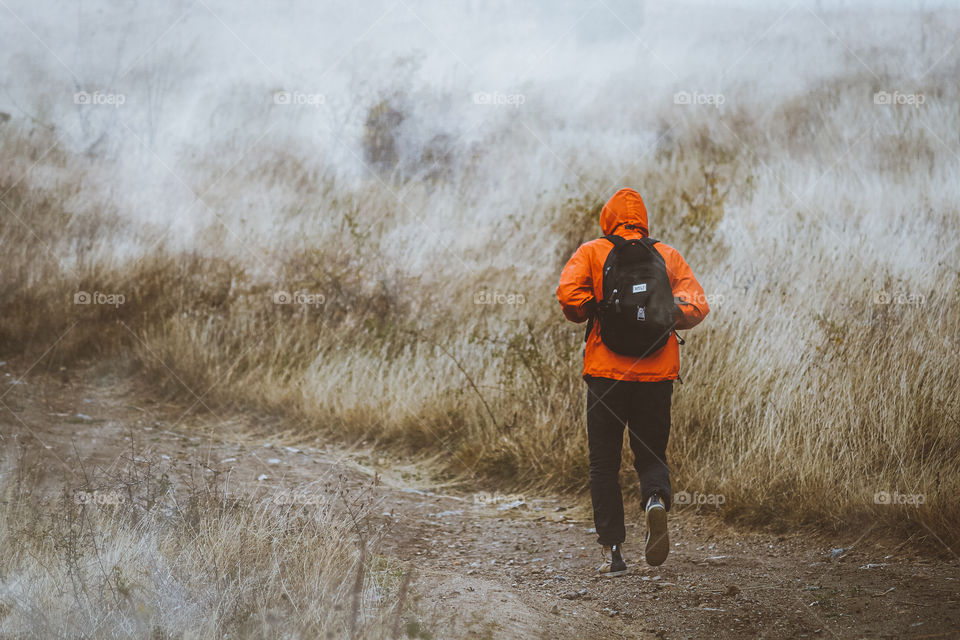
[556,187,709,576]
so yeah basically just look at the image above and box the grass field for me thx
[0,448,410,637]
[2,0,958,556]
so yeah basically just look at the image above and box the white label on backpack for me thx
[632,283,647,293]
[637,307,646,321]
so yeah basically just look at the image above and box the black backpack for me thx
[585,234,676,357]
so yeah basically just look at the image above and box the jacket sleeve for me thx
[556,243,595,323]
[663,246,709,330]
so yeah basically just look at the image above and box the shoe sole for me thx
[645,505,669,567]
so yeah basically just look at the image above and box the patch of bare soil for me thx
[2,364,958,639]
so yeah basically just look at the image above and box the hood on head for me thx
[600,188,648,236]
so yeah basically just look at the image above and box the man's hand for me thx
[674,304,685,325]
[582,298,598,318]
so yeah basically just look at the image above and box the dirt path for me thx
[2,365,958,639]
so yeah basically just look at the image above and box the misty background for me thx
[3,0,956,254]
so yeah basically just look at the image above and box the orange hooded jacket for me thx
[556,188,709,381]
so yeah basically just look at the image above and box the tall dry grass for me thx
[0,447,420,638]
[2,6,959,553]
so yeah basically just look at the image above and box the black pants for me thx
[586,376,674,546]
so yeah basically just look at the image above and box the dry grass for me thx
[2,8,959,558]
[0,447,419,638]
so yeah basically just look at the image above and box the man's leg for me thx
[627,380,674,509]
[585,376,629,546]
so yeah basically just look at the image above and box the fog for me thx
[1,0,957,247]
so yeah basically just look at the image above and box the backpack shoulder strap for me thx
[585,235,625,343]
